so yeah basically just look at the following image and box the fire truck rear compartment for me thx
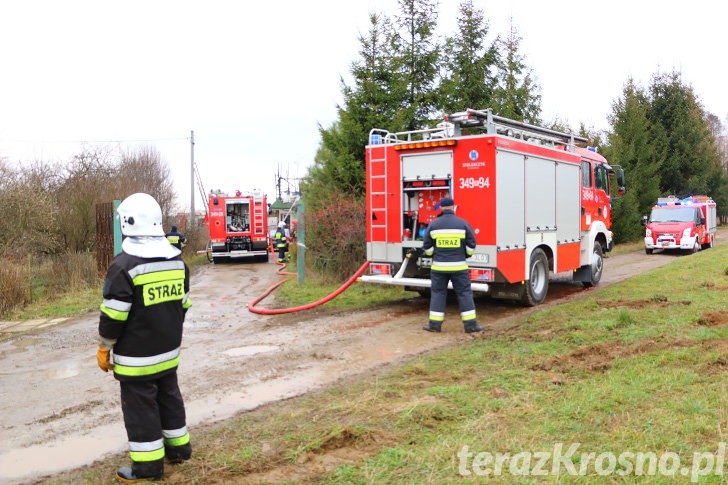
[207,192,270,261]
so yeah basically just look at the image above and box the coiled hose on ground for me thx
[247,247,371,315]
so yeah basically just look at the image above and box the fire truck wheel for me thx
[583,242,603,288]
[684,240,700,255]
[521,248,549,307]
[645,248,654,255]
[701,235,713,250]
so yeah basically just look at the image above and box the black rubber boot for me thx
[464,322,485,333]
[422,322,442,333]
[116,466,162,483]
[166,443,192,464]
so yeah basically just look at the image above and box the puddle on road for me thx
[0,424,125,483]
[45,366,80,379]
[222,345,279,357]
[0,367,320,485]
[186,367,325,425]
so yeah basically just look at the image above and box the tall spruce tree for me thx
[391,0,441,129]
[491,20,541,123]
[647,71,720,196]
[439,0,497,114]
[303,12,398,209]
[608,79,662,242]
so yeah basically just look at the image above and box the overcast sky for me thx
[1,1,726,211]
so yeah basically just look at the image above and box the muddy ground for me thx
[0,234,724,484]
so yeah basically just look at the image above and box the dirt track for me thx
[0,231,724,484]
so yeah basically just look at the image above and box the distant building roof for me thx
[270,198,293,210]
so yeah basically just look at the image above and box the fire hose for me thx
[247,246,371,315]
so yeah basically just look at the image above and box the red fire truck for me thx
[642,195,717,254]
[205,189,269,262]
[359,108,625,306]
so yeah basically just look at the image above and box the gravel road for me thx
[0,229,724,484]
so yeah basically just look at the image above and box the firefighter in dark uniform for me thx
[97,193,193,483]
[419,197,484,333]
[165,225,186,250]
[274,221,289,262]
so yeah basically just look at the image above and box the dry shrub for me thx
[0,252,101,318]
[0,258,30,316]
[305,193,366,280]
[44,252,100,291]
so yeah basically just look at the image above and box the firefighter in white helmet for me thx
[97,193,193,483]
[274,220,289,262]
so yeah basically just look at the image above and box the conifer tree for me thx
[391,0,440,129]
[439,0,497,114]
[647,71,720,196]
[491,20,541,123]
[608,79,662,242]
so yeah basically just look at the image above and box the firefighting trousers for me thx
[119,371,191,477]
[429,270,477,326]
[277,245,288,260]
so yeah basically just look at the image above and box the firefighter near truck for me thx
[641,195,717,255]
[205,189,270,262]
[359,108,626,306]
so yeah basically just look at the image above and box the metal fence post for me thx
[297,201,304,285]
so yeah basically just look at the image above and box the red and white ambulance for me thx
[359,108,625,305]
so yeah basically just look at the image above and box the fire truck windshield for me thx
[649,207,698,223]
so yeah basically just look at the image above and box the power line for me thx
[0,137,188,144]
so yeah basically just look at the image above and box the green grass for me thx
[46,241,728,483]
[5,286,101,321]
[609,238,645,255]
[3,253,211,323]
[274,271,411,310]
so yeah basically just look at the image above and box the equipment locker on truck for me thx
[359,108,625,306]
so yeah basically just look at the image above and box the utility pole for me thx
[190,130,195,225]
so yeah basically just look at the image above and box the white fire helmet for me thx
[278,221,286,228]
[117,193,165,237]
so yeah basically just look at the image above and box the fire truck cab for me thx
[205,189,269,262]
[359,108,625,306]
[642,195,717,254]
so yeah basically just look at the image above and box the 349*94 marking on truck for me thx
[459,177,490,189]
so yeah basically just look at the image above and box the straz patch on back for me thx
[436,237,460,248]
[143,279,185,306]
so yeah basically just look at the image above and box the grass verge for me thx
[2,253,211,324]
[274,270,410,310]
[45,242,728,484]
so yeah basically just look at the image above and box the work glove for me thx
[97,346,114,372]
[407,247,424,259]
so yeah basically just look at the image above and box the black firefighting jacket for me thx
[422,209,476,272]
[274,229,288,249]
[99,252,192,381]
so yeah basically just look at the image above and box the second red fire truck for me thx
[642,195,717,254]
[205,189,269,262]
[359,108,626,306]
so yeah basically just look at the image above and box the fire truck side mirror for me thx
[616,168,625,195]
[640,215,647,226]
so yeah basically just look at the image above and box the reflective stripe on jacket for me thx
[422,210,476,272]
[274,230,288,248]
[99,253,192,381]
